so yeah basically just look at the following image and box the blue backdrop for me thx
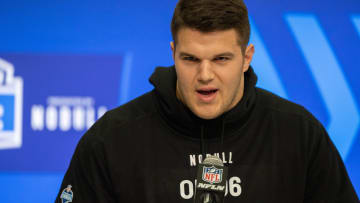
[0,0,359,202]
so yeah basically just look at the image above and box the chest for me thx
[107,128,307,203]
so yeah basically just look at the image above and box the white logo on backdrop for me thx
[0,58,24,150]
[31,96,107,132]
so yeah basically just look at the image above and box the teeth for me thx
[198,90,217,95]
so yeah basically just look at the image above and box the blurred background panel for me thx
[0,0,359,202]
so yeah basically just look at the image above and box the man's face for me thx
[171,28,254,119]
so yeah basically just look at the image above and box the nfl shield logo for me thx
[60,185,73,203]
[202,166,223,184]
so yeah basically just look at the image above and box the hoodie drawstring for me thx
[221,118,225,156]
[200,118,226,163]
[200,125,205,159]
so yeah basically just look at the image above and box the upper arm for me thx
[55,131,116,203]
[304,123,359,202]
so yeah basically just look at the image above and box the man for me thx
[56,0,359,202]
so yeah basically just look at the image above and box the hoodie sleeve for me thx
[55,128,116,203]
[304,121,359,202]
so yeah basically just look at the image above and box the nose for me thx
[198,60,214,84]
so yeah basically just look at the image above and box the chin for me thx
[189,102,222,119]
[194,109,220,120]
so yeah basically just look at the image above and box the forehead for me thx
[175,28,242,56]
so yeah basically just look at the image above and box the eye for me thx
[182,56,199,62]
[213,56,230,62]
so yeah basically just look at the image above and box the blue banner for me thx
[0,54,121,171]
[0,0,359,202]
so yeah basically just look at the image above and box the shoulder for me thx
[254,87,330,153]
[63,91,159,172]
[255,87,320,126]
[105,90,157,125]
[80,90,158,143]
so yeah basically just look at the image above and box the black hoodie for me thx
[56,66,359,203]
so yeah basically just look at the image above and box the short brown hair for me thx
[171,0,251,51]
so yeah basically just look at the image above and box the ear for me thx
[170,41,175,60]
[242,43,255,72]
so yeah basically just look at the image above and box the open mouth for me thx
[196,89,218,102]
[197,89,218,95]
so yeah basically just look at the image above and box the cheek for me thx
[176,66,195,89]
[176,71,192,98]
[221,71,242,95]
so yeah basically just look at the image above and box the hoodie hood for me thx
[149,65,258,140]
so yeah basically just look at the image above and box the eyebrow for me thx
[178,52,234,58]
[179,52,197,58]
[214,52,234,58]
